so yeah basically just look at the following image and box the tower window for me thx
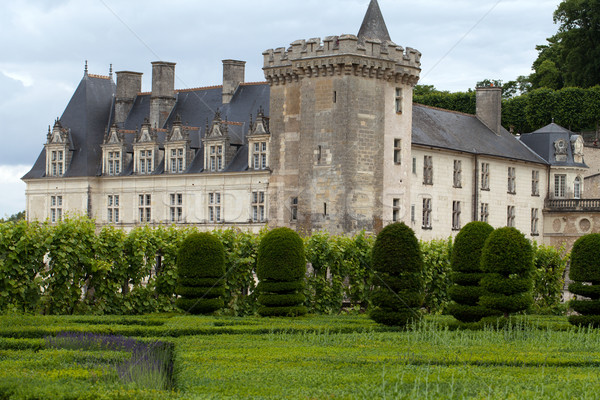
[395,88,403,113]
[291,197,298,222]
[393,139,401,165]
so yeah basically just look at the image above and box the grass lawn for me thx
[0,314,598,399]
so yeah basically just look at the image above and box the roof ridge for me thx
[240,81,268,86]
[88,74,111,80]
[413,103,475,118]
[176,85,223,93]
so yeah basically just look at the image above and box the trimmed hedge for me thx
[569,234,600,327]
[447,222,496,323]
[175,232,226,315]
[480,227,534,318]
[370,223,424,326]
[257,228,307,317]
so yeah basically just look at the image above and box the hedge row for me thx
[0,217,568,316]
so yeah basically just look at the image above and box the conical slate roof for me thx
[357,0,391,44]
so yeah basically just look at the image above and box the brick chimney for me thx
[476,86,502,135]
[222,60,245,104]
[150,61,176,129]
[115,71,143,125]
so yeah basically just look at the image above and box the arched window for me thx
[574,176,582,199]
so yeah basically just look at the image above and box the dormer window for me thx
[108,151,121,176]
[253,142,268,170]
[45,119,72,178]
[139,149,153,174]
[210,145,224,172]
[170,148,184,173]
[50,150,64,176]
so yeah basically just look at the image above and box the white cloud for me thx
[1,70,34,87]
[0,165,30,217]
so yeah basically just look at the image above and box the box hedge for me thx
[175,232,225,315]
[569,233,600,327]
[370,223,424,326]
[256,227,307,317]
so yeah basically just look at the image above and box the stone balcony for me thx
[545,198,600,212]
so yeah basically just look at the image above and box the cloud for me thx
[0,165,30,217]
[1,70,34,87]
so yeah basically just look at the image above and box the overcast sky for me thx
[0,0,562,217]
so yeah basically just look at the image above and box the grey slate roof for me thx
[519,123,588,168]
[357,0,392,44]
[23,73,116,179]
[412,104,548,165]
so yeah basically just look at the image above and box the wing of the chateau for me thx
[23,0,599,249]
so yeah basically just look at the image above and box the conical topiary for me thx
[568,233,600,327]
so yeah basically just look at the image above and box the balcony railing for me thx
[545,199,600,212]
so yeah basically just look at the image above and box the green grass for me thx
[0,314,598,399]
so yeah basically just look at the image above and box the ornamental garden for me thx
[1,217,600,399]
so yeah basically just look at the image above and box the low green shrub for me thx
[569,234,600,327]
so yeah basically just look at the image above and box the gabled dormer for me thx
[45,119,73,177]
[133,118,160,175]
[203,110,231,172]
[165,115,191,174]
[247,107,270,171]
[101,123,127,176]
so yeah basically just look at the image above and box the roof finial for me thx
[552,117,555,124]
[109,64,113,79]
[84,60,88,75]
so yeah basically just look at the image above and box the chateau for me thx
[23,0,600,247]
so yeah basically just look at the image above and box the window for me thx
[554,174,566,198]
[532,170,540,196]
[411,204,415,222]
[531,208,539,236]
[395,88,403,113]
[392,198,400,222]
[210,145,224,172]
[423,156,433,185]
[170,193,183,223]
[50,150,65,177]
[412,157,417,174]
[574,177,581,199]
[209,192,222,222]
[508,167,516,194]
[481,163,490,190]
[452,201,461,230]
[480,203,489,223]
[507,206,515,227]
[252,142,268,170]
[50,195,62,223]
[422,198,432,229]
[138,194,151,223]
[453,160,462,188]
[108,151,121,176]
[393,139,401,165]
[252,191,266,222]
[139,150,153,174]
[107,195,119,223]
[290,197,298,222]
[170,148,184,173]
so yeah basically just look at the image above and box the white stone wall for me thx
[408,147,547,241]
[25,171,270,232]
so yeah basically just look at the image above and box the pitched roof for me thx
[23,74,116,179]
[357,0,392,44]
[412,104,548,165]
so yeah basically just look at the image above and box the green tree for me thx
[531,0,600,89]
[568,234,600,326]
[525,88,557,129]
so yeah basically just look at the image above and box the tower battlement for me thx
[263,35,420,86]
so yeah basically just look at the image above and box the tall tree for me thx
[532,0,600,89]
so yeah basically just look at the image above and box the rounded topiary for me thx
[447,221,497,323]
[568,234,600,327]
[479,227,534,318]
[370,223,424,326]
[175,232,225,314]
[256,227,307,317]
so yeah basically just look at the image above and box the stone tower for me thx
[264,0,420,234]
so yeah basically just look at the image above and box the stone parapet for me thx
[263,35,420,86]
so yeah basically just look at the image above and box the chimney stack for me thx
[150,61,176,129]
[115,71,143,125]
[222,60,245,104]
[476,86,502,135]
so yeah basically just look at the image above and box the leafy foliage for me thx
[531,243,569,314]
[257,228,307,317]
[447,222,496,323]
[569,233,600,326]
[370,223,424,326]
[480,227,534,317]
[420,238,453,314]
